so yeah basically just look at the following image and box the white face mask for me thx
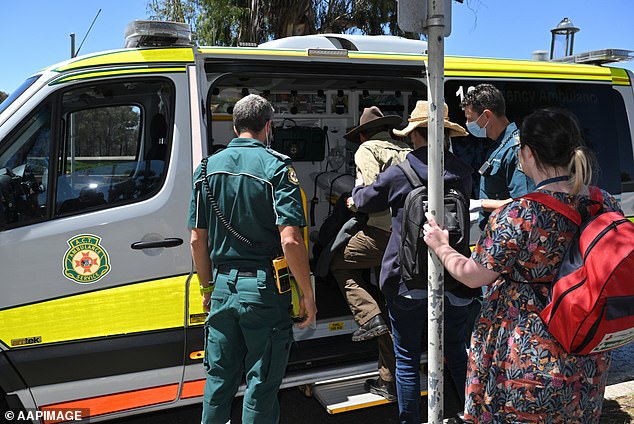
[466,111,489,138]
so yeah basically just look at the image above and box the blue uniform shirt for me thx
[188,138,305,266]
[478,122,534,229]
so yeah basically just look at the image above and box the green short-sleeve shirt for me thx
[188,138,305,265]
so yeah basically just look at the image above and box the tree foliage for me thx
[73,106,140,157]
[146,0,419,46]
[147,0,197,24]
[0,91,8,104]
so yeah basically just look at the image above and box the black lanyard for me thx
[535,175,569,190]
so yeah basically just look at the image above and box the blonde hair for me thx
[568,146,594,195]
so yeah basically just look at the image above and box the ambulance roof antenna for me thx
[72,9,102,58]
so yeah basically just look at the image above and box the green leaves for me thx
[146,0,422,46]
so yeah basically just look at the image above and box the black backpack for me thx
[397,160,477,298]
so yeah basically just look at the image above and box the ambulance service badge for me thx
[287,166,299,185]
[63,234,111,284]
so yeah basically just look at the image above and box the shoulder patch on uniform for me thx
[287,166,300,185]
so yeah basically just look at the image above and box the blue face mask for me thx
[466,111,489,138]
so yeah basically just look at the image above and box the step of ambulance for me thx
[292,314,359,341]
[312,371,428,414]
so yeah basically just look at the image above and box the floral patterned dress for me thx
[465,189,622,423]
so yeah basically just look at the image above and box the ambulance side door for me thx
[0,73,193,415]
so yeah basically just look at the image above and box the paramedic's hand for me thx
[423,212,449,253]
[296,295,317,329]
[202,292,211,313]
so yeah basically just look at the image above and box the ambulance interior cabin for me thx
[208,73,425,318]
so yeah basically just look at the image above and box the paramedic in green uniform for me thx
[188,94,317,424]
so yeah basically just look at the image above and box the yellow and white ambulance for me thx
[0,20,632,422]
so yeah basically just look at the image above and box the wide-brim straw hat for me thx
[344,106,403,143]
[393,100,468,138]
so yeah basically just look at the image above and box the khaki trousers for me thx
[330,226,395,382]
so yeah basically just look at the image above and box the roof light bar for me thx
[124,20,192,48]
[553,49,633,65]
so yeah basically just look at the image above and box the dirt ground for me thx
[601,394,634,423]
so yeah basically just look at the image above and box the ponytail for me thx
[568,146,594,195]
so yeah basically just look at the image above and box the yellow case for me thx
[272,256,291,294]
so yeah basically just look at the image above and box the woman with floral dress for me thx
[423,108,622,423]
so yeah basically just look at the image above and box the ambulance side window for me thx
[0,103,52,228]
[446,80,632,196]
[56,79,174,215]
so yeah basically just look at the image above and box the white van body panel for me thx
[259,33,427,53]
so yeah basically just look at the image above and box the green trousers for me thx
[202,267,293,424]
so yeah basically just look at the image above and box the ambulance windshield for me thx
[0,76,39,115]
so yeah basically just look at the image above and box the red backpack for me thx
[523,187,634,355]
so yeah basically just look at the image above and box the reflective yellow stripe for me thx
[199,46,308,57]
[47,46,621,86]
[198,47,615,81]
[50,67,186,85]
[348,52,425,62]
[445,56,613,81]
[445,69,612,81]
[610,67,632,86]
[199,46,424,63]
[53,48,194,73]
[0,275,188,348]
[188,273,207,326]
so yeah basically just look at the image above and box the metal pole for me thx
[427,0,448,422]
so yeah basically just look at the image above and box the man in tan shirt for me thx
[330,106,411,401]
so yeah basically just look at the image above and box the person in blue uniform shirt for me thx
[461,84,535,230]
[351,101,479,424]
[188,94,317,424]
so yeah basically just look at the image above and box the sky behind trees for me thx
[1,0,633,94]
